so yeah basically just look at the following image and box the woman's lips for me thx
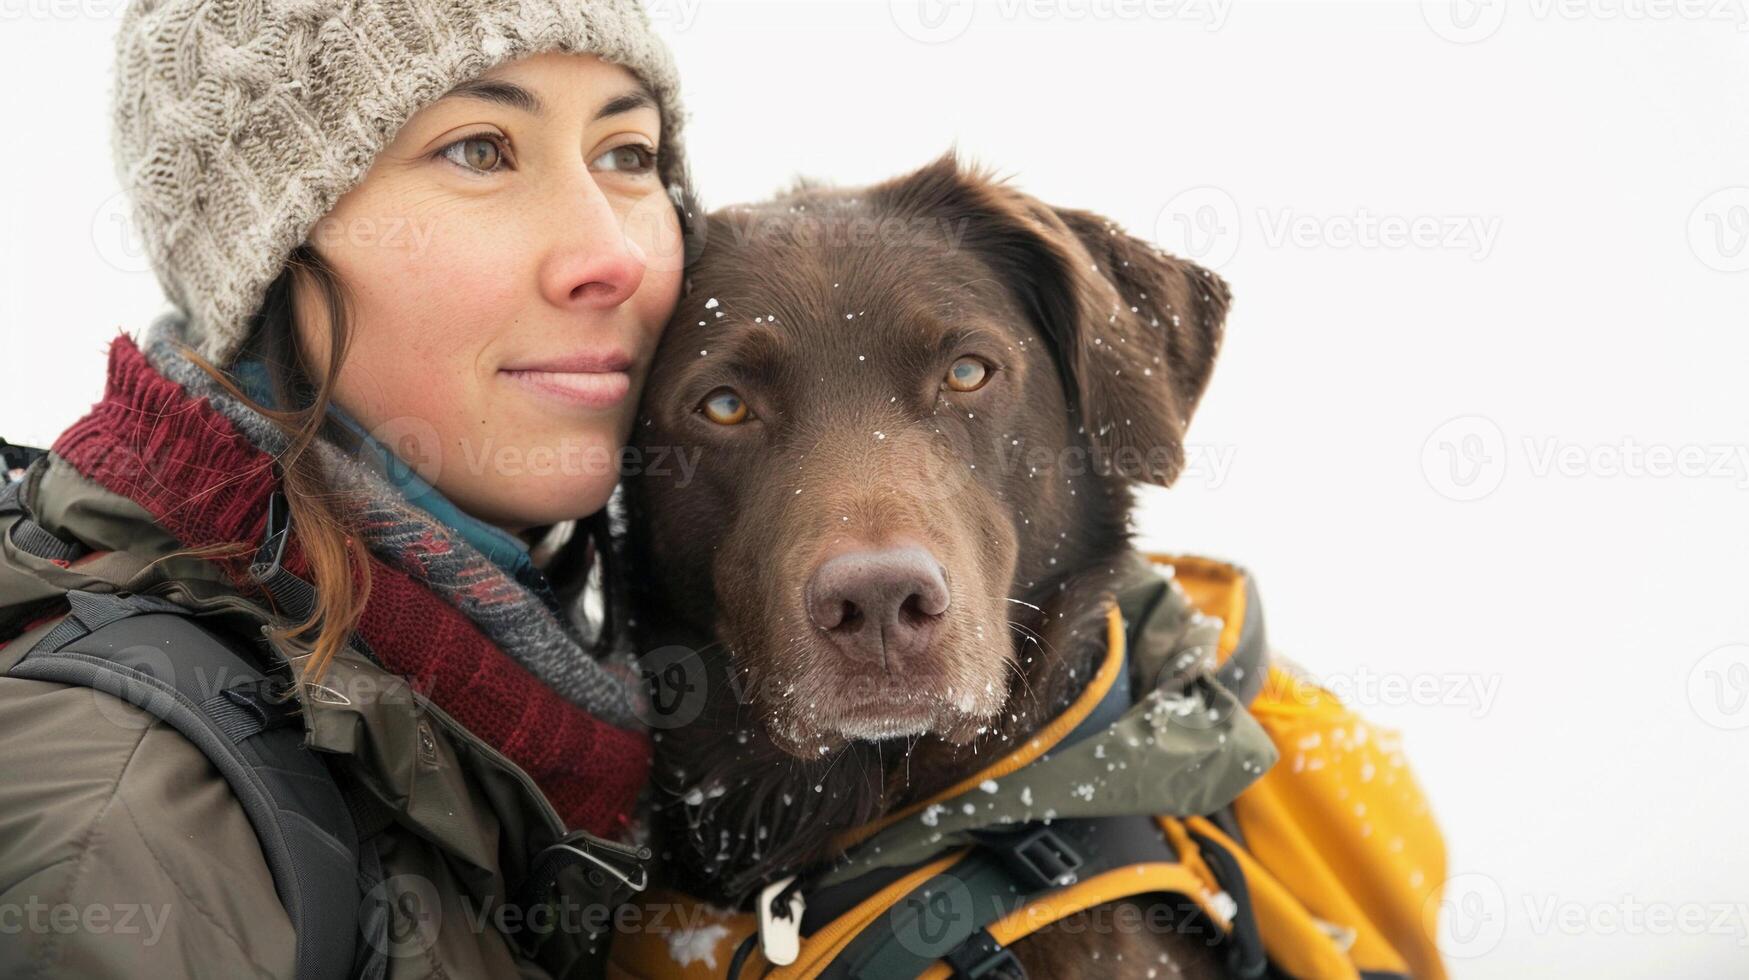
[499,368,631,409]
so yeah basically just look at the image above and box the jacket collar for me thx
[11,450,568,869]
[21,331,648,841]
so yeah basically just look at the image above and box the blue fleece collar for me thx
[229,357,545,590]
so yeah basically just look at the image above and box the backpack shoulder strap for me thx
[5,588,364,980]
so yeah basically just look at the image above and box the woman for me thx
[0,1,693,976]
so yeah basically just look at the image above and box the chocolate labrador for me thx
[623,151,1233,977]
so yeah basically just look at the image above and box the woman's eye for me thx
[945,356,992,392]
[439,135,508,174]
[592,143,658,175]
[699,387,750,425]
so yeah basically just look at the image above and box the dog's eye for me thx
[944,356,992,393]
[699,387,751,425]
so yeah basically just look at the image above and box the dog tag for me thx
[757,875,806,967]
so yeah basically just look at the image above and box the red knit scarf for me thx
[50,334,648,837]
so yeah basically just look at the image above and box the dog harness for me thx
[609,555,1449,980]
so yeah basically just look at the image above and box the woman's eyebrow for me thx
[444,78,545,115]
[439,79,657,123]
[592,86,657,122]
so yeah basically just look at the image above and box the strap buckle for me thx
[976,825,1084,889]
[945,927,1027,980]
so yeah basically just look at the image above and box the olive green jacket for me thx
[0,454,631,979]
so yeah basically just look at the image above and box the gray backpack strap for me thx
[6,589,363,980]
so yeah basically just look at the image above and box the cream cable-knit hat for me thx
[110,0,690,367]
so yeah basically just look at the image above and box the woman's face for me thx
[294,52,684,535]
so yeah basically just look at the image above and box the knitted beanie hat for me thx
[111,0,690,368]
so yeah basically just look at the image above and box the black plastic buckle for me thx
[944,927,1027,980]
[981,825,1084,890]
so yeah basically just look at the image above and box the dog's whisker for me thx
[1002,654,1039,707]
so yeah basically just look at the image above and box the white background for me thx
[3,1,1747,975]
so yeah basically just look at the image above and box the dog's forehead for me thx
[681,199,1025,359]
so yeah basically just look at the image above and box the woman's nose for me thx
[536,176,649,311]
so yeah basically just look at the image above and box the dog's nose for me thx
[805,545,950,669]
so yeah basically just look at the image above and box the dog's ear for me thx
[874,151,1231,486]
[1041,204,1231,485]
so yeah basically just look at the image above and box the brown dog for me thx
[623,151,1233,977]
